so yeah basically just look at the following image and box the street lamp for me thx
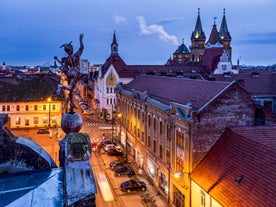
[111,104,114,143]
[48,97,51,128]
[174,171,190,178]
[117,112,122,142]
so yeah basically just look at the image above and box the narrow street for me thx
[9,111,168,207]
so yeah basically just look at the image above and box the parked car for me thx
[98,140,116,149]
[114,166,135,177]
[120,179,147,193]
[107,148,124,156]
[109,160,125,170]
[37,128,50,134]
[104,144,116,152]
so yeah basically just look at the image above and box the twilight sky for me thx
[0,0,275,66]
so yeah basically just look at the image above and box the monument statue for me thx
[54,34,84,113]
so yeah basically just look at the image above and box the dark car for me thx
[37,128,50,134]
[107,148,124,156]
[120,179,147,193]
[114,166,135,177]
[109,160,125,170]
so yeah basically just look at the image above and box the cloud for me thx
[158,17,181,25]
[236,32,276,45]
[113,16,128,25]
[136,16,179,45]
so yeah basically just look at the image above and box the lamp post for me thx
[48,97,51,128]
[111,104,114,143]
[117,112,122,142]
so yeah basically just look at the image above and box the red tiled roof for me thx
[212,71,276,96]
[124,75,232,110]
[202,47,223,72]
[101,55,131,78]
[231,125,276,149]
[191,127,276,207]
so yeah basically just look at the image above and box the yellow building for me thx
[0,75,64,129]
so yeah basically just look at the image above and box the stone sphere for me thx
[61,112,82,134]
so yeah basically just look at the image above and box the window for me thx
[52,104,56,111]
[160,121,163,134]
[176,157,184,173]
[7,106,10,111]
[15,117,21,125]
[16,105,20,111]
[147,135,151,147]
[52,117,57,124]
[25,105,29,111]
[25,118,30,126]
[2,106,6,112]
[160,145,163,159]
[107,98,109,105]
[110,87,113,93]
[106,87,109,93]
[34,105,38,111]
[201,190,206,207]
[167,125,171,139]
[148,115,151,126]
[153,140,157,153]
[176,131,185,148]
[43,117,48,124]
[154,118,156,129]
[34,117,39,125]
[43,105,46,111]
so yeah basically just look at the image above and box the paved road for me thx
[91,150,168,207]
[10,111,169,207]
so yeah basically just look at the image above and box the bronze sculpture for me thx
[54,34,84,113]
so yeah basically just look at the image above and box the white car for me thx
[104,144,116,152]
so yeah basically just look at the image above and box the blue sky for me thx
[0,0,275,66]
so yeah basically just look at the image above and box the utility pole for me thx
[111,104,113,143]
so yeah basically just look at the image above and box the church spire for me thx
[206,17,222,46]
[191,8,206,40]
[111,30,119,55]
[219,8,231,40]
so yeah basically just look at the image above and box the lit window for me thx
[34,117,39,125]
[15,117,21,125]
[43,117,48,124]
[25,118,30,126]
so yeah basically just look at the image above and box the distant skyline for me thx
[0,0,276,66]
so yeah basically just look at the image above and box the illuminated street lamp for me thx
[174,171,190,178]
[48,97,51,128]
[117,112,122,141]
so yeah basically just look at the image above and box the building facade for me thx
[116,75,255,207]
[0,75,63,129]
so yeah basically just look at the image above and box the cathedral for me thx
[167,8,236,74]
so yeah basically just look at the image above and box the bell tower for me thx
[190,8,206,63]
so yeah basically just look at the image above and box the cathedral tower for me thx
[190,8,206,63]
